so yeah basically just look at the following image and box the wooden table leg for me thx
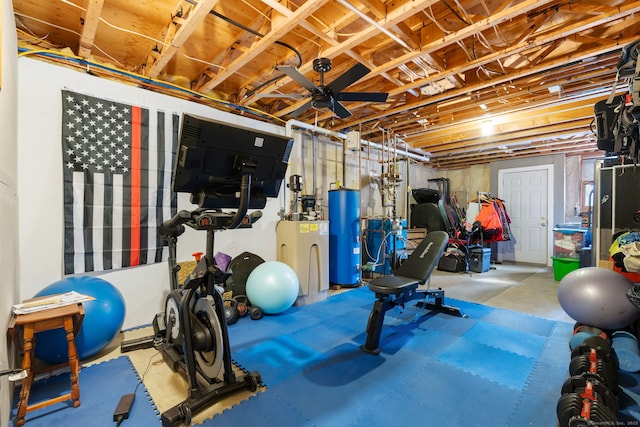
[64,316,81,407]
[15,324,35,427]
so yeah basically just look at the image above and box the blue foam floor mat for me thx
[10,355,159,426]
[200,286,640,426]
[13,287,638,426]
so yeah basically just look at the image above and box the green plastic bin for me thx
[552,256,581,281]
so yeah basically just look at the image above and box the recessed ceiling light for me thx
[480,104,487,110]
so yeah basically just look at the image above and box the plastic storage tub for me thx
[553,228,589,259]
[611,258,640,283]
[552,256,581,281]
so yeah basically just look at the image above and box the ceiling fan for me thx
[260,58,389,119]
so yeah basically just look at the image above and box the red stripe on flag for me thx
[130,106,142,266]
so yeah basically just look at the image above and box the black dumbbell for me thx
[223,299,239,325]
[556,392,617,427]
[248,305,263,320]
[233,295,250,318]
[561,374,619,413]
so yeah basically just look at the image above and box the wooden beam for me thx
[408,101,596,149]
[246,0,442,113]
[357,0,386,20]
[381,1,640,99]
[197,0,329,93]
[331,31,639,133]
[78,0,104,58]
[241,0,406,106]
[145,0,220,78]
[274,0,558,119]
[422,120,594,155]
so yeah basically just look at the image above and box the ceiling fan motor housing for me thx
[313,57,332,73]
[312,90,332,108]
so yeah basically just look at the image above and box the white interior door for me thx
[499,165,553,265]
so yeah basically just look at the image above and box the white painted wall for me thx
[0,1,20,425]
[15,57,447,334]
[17,58,292,329]
[16,56,446,333]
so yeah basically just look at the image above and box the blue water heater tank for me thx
[329,188,360,287]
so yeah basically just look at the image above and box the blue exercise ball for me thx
[558,267,638,330]
[33,276,126,363]
[245,261,299,314]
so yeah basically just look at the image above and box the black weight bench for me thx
[360,230,465,355]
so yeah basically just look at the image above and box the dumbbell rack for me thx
[556,326,620,426]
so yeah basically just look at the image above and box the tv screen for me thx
[173,114,293,209]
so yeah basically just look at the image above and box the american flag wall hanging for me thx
[61,89,178,275]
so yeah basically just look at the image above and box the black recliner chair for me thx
[360,230,465,354]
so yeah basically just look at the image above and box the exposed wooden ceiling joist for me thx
[12,0,640,169]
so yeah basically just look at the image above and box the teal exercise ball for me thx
[33,276,126,363]
[245,261,299,314]
[558,267,638,330]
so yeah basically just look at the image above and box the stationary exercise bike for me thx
[122,206,259,426]
[121,113,293,426]
[151,180,263,426]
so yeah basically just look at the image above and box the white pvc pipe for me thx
[285,119,431,163]
[285,119,346,140]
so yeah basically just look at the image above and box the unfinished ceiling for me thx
[11,0,640,169]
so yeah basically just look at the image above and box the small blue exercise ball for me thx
[245,261,299,314]
[34,276,126,363]
[558,267,638,330]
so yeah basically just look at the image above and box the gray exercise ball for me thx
[557,267,639,330]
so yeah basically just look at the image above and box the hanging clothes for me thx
[470,193,512,242]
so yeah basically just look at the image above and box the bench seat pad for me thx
[368,275,419,294]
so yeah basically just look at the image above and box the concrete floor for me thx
[427,261,574,324]
[80,261,574,426]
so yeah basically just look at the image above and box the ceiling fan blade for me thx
[327,62,371,92]
[289,99,313,117]
[330,99,352,119]
[254,93,309,100]
[276,65,317,92]
[335,92,389,102]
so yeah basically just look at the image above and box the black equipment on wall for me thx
[595,164,640,265]
[593,38,640,163]
[594,95,626,152]
[260,57,389,119]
